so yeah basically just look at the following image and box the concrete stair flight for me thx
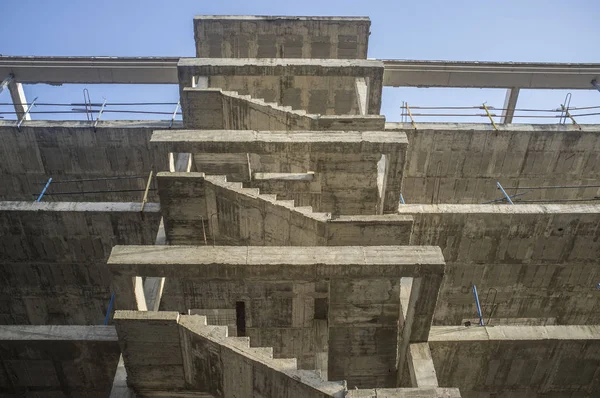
[181,87,385,130]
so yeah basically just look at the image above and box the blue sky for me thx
[1,0,599,122]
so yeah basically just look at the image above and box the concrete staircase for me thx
[181,87,385,130]
[205,174,332,224]
[178,314,347,397]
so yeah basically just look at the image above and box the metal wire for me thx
[33,188,157,196]
[504,184,600,190]
[34,175,149,184]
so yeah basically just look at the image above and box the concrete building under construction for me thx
[1,15,600,398]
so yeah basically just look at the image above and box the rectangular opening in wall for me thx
[236,301,246,337]
[314,298,328,320]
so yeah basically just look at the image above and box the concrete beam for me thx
[383,59,600,89]
[107,245,445,281]
[3,56,599,91]
[500,87,520,124]
[0,56,179,84]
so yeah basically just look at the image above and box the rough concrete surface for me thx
[0,325,120,396]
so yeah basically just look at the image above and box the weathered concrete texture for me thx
[194,15,370,59]
[0,325,120,396]
[108,245,445,388]
[428,325,600,397]
[151,129,408,214]
[182,88,385,129]
[157,172,413,245]
[346,388,462,397]
[178,58,384,115]
[114,311,345,397]
[0,121,171,201]
[0,201,161,324]
[407,343,438,388]
[388,123,600,204]
[396,204,600,325]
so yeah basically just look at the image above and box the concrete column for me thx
[112,276,148,311]
[109,357,136,398]
[8,80,29,120]
[397,274,443,386]
[407,343,438,387]
[500,87,520,124]
[383,148,406,214]
[354,77,369,115]
[328,278,401,388]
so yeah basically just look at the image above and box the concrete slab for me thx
[0,121,171,201]
[0,201,161,325]
[387,123,600,204]
[0,325,120,396]
[397,204,600,325]
[428,325,600,397]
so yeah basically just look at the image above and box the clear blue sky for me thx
[1,0,599,122]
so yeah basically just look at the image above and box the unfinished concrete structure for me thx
[1,14,600,398]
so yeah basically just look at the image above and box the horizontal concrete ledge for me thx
[194,15,371,22]
[0,201,160,213]
[0,325,118,341]
[0,56,180,84]
[151,130,408,151]
[385,122,600,132]
[107,245,445,279]
[382,59,600,89]
[330,215,414,224]
[253,172,314,181]
[0,119,183,129]
[178,57,384,75]
[396,204,600,214]
[429,325,600,342]
[346,388,462,397]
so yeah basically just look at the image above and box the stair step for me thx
[272,358,297,370]
[227,336,250,349]
[242,187,260,196]
[259,194,278,202]
[202,324,229,339]
[248,346,273,359]
[277,200,295,208]
[294,206,315,215]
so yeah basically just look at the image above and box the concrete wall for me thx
[429,325,600,397]
[181,88,385,130]
[396,204,600,325]
[152,129,407,215]
[0,121,170,202]
[208,75,361,115]
[194,15,370,59]
[177,58,384,115]
[389,124,600,204]
[0,201,161,324]
[0,325,120,397]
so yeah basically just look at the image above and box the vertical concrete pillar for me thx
[328,278,401,388]
[112,276,148,311]
[397,274,443,386]
[407,343,438,387]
